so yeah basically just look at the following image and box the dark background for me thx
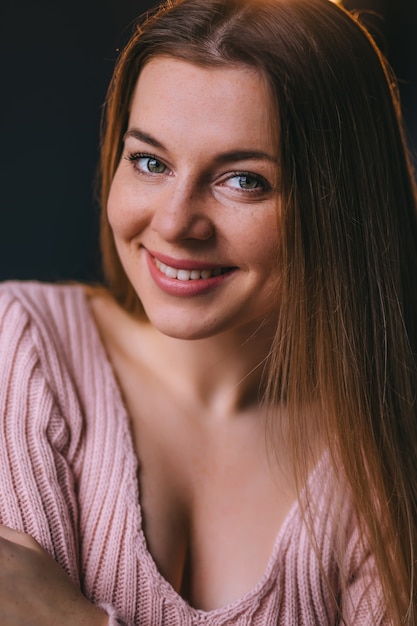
[1,0,416,283]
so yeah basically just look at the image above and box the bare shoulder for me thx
[82,283,114,308]
[83,285,131,334]
[81,285,155,371]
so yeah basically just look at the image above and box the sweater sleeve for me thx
[0,286,82,583]
[341,524,390,625]
[0,284,136,626]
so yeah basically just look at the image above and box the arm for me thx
[0,525,109,626]
[0,286,129,626]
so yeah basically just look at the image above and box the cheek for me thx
[106,171,147,240]
[241,211,280,269]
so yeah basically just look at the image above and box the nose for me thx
[151,179,215,243]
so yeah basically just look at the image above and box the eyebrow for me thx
[124,128,165,150]
[123,127,278,164]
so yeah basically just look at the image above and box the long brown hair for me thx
[99,0,417,621]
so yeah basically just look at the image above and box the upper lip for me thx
[146,248,234,271]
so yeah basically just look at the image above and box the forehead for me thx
[128,56,278,153]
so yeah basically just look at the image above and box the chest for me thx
[124,380,295,611]
[86,296,297,611]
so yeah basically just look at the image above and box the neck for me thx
[141,318,276,415]
[88,288,277,418]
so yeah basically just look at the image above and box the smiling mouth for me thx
[153,257,233,281]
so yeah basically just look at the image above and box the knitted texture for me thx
[0,281,387,625]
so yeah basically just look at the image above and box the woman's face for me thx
[107,56,281,340]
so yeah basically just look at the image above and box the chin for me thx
[150,318,224,341]
[144,305,273,343]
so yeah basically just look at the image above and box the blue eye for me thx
[226,172,269,192]
[235,174,261,189]
[126,153,167,174]
[142,157,166,174]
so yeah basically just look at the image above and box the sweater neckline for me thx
[79,285,322,619]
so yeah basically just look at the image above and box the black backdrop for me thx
[0,0,156,282]
[1,0,416,283]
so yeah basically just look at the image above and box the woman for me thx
[0,0,416,623]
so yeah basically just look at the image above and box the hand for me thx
[0,525,109,626]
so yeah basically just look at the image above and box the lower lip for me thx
[146,252,235,297]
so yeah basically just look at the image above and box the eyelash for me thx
[224,171,272,193]
[125,152,272,194]
[125,152,165,170]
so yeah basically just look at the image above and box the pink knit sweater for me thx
[0,281,387,625]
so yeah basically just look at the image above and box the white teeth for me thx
[154,258,225,280]
[177,269,191,281]
[165,266,178,278]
